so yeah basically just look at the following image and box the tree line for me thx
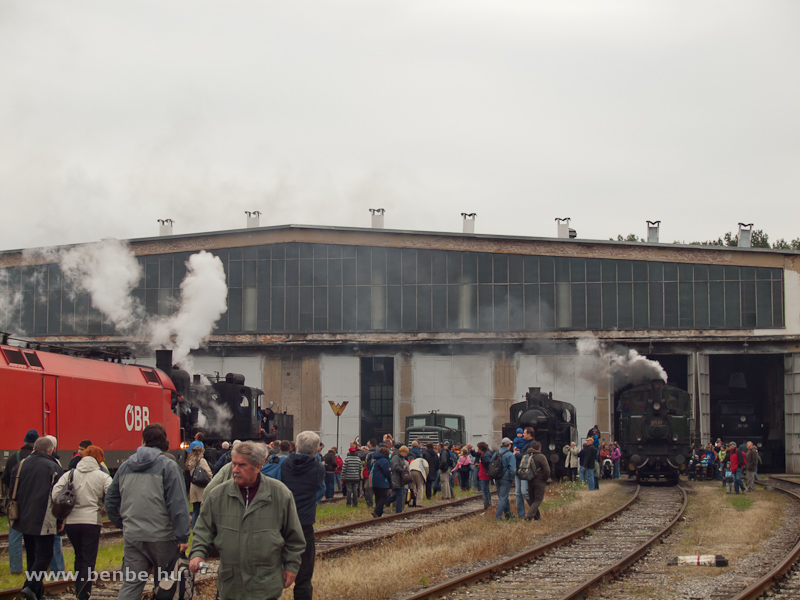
[613,230,800,250]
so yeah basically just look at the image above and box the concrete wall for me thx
[320,355,359,450]
[412,355,493,444]
[514,355,599,440]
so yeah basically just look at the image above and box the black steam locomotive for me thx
[502,387,579,480]
[617,379,692,484]
[156,350,291,445]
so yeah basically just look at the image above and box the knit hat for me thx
[515,428,524,435]
[24,429,39,444]
[501,437,512,446]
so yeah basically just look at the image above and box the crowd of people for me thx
[3,420,760,600]
[687,439,761,493]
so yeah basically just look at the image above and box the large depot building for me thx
[2,217,799,471]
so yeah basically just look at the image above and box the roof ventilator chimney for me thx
[370,208,385,229]
[157,219,174,236]
[647,220,660,243]
[461,213,476,233]
[556,217,575,239]
[738,223,753,248]
[245,211,261,228]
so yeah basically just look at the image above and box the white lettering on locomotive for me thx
[125,405,151,431]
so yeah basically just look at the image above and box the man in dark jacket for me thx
[422,442,439,500]
[281,431,326,600]
[105,423,190,600]
[3,428,39,575]
[578,438,599,491]
[524,442,551,521]
[11,435,63,600]
[437,443,454,499]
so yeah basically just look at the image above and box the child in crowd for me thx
[724,459,734,493]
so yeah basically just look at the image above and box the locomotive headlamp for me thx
[740,416,746,422]
[180,441,190,450]
[652,402,661,411]
[672,434,679,441]
[549,443,556,451]
[636,436,642,442]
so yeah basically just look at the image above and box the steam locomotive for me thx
[501,387,579,481]
[0,339,277,476]
[617,379,692,484]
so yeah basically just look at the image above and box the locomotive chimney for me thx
[155,349,173,375]
[526,387,542,407]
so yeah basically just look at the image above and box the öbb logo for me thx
[125,405,151,432]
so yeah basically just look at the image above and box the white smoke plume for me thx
[577,336,667,389]
[149,251,227,364]
[60,239,145,334]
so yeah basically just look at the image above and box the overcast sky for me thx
[1,1,798,253]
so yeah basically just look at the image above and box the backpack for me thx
[335,455,344,471]
[486,451,504,480]
[260,454,286,481]
[517,453,536,481]
[190,465,211,488]
[52,469,77,520]
[154,554,194,600]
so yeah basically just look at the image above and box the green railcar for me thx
[618,380,692,484]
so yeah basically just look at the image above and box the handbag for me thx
[7,457,25,521]
[400,467,413,486]
[191,465,211,487]
[52,469,76,520]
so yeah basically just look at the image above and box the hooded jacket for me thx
[52,456,112,526]
[390,452,409,489]
[528,448,551,482]
[280,452,325,526]
[10,451,63,535]
[105,446,190,544]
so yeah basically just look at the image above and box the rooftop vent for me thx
[738,223,753,248]
[461,213,476,233]
[157,219,174,236]
[647,220,660,243]
[370,208,385,229]
[556,218,575,239]
[245,211,261,228]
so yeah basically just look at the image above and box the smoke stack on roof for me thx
[157,219,174,236]
[461,213,476,233]
[556,218,573,239]
[245,211,261,228]
[647,220,660,243]
[370,208,385,229]
[738,223,753,248]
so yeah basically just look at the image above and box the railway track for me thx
[0,491,489,600]
[398,485,686,600]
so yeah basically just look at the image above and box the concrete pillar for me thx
[493,353,516,442]
[397,353,414,441]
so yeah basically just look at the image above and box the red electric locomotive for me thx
[0,341,181,473]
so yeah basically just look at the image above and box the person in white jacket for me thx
[51,445,112,600]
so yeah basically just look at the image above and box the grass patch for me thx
[0,516,7,533]
[726,494,754,510]
[0,538,124,591]
[274,480,630,600]
[676,482,785,562]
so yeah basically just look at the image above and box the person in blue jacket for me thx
[495,437,517,521]
[369,447,392,517]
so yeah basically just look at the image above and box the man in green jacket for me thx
[189,441,306,600]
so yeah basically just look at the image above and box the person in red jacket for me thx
[728,441,747,494]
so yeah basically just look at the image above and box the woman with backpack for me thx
[186,445,212,528]
[51,445,112,600]
[476,441,493,510]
